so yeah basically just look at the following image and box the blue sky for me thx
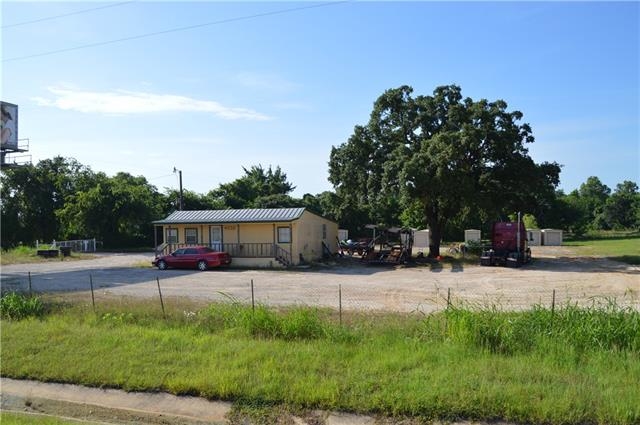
[2,1,638,198]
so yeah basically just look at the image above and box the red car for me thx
[153,246,231,271]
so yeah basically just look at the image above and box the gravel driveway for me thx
[2,247,639,312]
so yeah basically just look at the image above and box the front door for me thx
[209,225,223,251]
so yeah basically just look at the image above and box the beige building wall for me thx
[158,211,338,266]
[238,223,273,243]
[221,225,239,244]
[295,210,338,262]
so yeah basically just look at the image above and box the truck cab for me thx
[480,221,532,267]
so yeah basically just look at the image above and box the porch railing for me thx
[275,244,292,266]
[222,243,275,258]
[156,242,285,260]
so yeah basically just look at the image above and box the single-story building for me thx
[152,207,338,267]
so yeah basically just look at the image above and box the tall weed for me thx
[197,302,329,340]
[0,292,44,320]
[443,299,640,354]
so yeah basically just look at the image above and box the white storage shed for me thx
[464,229,481,244]
[413,229,430,254]
[542,229,563,246]
[338,229,349,241]
[527,229,542,246]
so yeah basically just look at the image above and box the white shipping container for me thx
[527,229,542,246]
[338,229,349,241]
[542,229,563,246]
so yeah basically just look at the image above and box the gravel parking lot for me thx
[2,247,639,312]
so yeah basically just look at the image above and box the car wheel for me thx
[157,260,167,270]
[197,260,208,271]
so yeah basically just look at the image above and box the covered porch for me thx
[154,241,292,267]
[152,208,337,268]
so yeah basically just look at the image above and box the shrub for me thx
[0,292,44,320]
[463,239,484,255]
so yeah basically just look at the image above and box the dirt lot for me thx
[1,246,639,312]
[2,247,639,424]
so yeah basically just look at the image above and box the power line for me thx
[148,173,176,181]
[1,1,136,29]
[2,1,351,63]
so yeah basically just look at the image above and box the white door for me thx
[209,226,222,251]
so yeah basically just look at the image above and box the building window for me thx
[277,226,291,244]
[185,228,198,245]
[166,228,178,244]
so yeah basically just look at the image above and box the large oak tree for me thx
[329,85,561,256]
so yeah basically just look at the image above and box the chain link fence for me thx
[3,269,639,314]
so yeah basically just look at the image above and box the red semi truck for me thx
[480,221,532,267]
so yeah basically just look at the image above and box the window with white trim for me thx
[166,228,178,244]
[277,226,291,243]
[185,228,198,245]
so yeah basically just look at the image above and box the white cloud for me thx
[32,86,271,121]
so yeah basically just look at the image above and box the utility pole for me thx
[179,170,183,210]
[173,167,183,210]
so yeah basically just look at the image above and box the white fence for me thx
[37,239,97,253]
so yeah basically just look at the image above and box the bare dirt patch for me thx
[1,248,638,312]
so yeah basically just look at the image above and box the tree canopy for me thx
[329,85,561,256]
[208,165,299,209]
[0,138,636,250]
[0,160,313,249]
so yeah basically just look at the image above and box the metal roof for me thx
[153,208,307,225]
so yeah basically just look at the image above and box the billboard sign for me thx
[1,102,18,150]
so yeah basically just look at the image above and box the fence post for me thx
[28,271,32,295]
[339,284,342,326]
[156,277,165,318]
[89,274,96,313]
[551,289,556,316]
[251,279,255,313]
[447,288,451,309]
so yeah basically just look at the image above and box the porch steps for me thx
[275,255,291,267]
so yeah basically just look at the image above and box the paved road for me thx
[2,248,639,312]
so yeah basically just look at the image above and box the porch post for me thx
[272,223,276,257]
[290,223,294,265]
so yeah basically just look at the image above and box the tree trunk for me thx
[428,224,442,258]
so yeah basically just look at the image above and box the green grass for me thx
[0,246,95,266]
[0,412,99,425]
[1,295,639,424]
[0,291,44,319]
[564,232,640,265]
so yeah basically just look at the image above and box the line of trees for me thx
[2,155,636,252]
[544,177,640,236]
[1,85,638,253]
[0,160,325,249]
